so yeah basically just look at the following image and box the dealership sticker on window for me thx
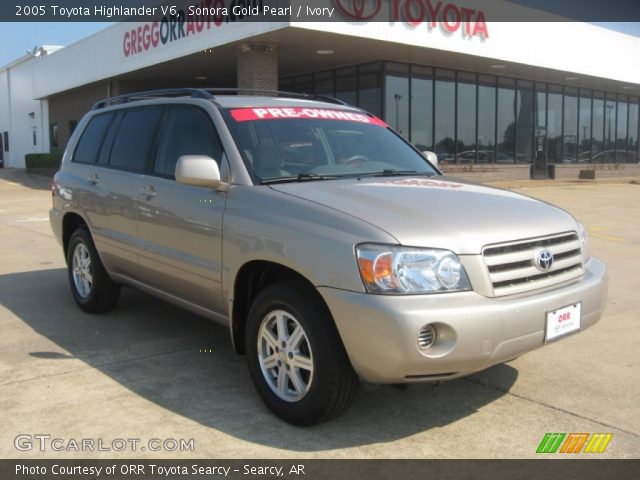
[230,108,387,127]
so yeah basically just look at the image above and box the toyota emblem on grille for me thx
[535,249,554,271]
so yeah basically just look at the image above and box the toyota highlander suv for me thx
[50,88,608,425]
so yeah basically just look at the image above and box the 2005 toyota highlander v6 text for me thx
[50,89,608,425]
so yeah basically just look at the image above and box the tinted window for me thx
[109,109,162,172]
[73,113,113,164]
[154,108,223,178]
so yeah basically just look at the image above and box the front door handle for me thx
[88,173,100,184]
[140,185,158,198]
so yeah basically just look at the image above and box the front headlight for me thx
[356,244,471,294]
[577,222,590,261]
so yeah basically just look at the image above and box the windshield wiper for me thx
[356,169,435,178]
[261,172,344,185]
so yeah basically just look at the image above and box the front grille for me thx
[483,232,584,297]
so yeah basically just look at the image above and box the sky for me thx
[0,21,639,68]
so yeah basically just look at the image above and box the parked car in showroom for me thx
[50,89,608,425]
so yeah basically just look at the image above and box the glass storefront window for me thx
[385,75,409,138]
[629,99,639,163]
[335,67,357,105]
[616,97,628,162]
[478,77,496,163]
[516,81,534,164]
[563,88,578,163]
[547,85,563,163]
[434,70,456,164]
[294,74,313,94]
[592,92,605,161]
[578,91,592,162]
[410,75,433,152]
[314,71,333,96]
[358,64,382,118]
[497,78,516,163]
[604,94,617,160]
[457,73,476,163]
[281,62,634,169]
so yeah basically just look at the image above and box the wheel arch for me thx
[230,260,332,354]
[62,212,89,262]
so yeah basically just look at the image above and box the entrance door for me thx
[533,128,547,177]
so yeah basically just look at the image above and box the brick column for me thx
[237,44,278,93]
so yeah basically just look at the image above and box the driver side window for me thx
[154,107,223,179]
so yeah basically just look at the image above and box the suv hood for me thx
[269,176,578,254]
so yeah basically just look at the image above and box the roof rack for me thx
[202,88,349,106]
[91,88,214,110]
[91,88,349,110]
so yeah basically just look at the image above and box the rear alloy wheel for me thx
[67,228,120,313]
[246,281,358,426]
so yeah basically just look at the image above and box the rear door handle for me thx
[88,173,100,184]
[140,185,158,198]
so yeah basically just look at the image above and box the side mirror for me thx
[175,155,222,188]
[422,150,438,167]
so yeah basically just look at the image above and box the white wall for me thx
[32,21,288,99]
[0,56,50,168]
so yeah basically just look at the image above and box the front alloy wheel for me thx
[245,281,359,426]
[257,309,314,402]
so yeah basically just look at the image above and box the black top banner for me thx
[2,0,640,22]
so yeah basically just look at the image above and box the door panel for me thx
[136,106,226,312]
[85,107,163,278]
[85,167,143,277]
[137,178,226,311]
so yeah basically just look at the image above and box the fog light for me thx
[418,324,437,350]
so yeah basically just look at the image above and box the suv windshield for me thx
[223,107,438,183]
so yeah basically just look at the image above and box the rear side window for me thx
[108,108,163,172]
[153,107,223,178]
[73,113,113,164]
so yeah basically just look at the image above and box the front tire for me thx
[67,228,120,313]
[245,281,358,426]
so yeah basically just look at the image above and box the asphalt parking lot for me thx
[0,169,638,459]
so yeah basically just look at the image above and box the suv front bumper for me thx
[319,257,608,384]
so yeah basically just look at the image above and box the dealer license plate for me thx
[545,302,582,343]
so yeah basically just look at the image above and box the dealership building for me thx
[1,0,639,181]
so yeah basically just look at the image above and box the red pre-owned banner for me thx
[229,107,388,127]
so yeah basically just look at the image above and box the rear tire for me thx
[67,228,120,313]
[245,280,358,426]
